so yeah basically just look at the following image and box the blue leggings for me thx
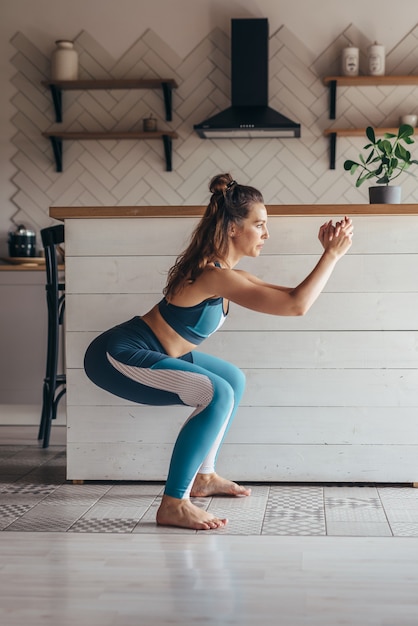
[84,317,246,499]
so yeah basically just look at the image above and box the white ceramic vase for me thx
[51,40,78,81]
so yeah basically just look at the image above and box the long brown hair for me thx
[163,173,264,299]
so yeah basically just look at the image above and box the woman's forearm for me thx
[287,250,340,316]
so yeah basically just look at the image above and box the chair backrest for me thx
[41,224,64,290]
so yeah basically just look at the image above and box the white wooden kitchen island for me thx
[52,204,418,483]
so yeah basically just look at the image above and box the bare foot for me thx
[156,494,228,530]
[190,472,251,497]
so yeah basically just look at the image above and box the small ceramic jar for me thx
[368,42,385,76]
[341,46,359,77]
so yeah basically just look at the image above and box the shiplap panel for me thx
[63,216,418,481]
[66,292,418,331]
[66,368,418,407]
[65,216,418,256]
[66,254,418,294]
[66,406,418,445]
[66,442,418,482]
[66,330,418,370]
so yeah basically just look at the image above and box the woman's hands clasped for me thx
[318,216,353,258]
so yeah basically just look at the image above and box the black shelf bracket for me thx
[329,80,337,120]
[329,132,337,170]
[48,136,63,172]
[162,134,173,171]
[49,85,63,123]
[161,82,173,121]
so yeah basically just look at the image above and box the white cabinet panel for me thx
[66,292,418,331]
[66,254,418,294]
[66,330,418,369]
[63,214,418,481]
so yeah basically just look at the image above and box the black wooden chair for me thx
[38,224,66,448]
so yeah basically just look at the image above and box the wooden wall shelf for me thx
[42,131,178,172]
[323,127,418,169]
[41,79,178,123]
[322,76,418,169]
[323,75,418,119]
[41,78,178,171]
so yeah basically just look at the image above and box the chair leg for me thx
[40,379,66,448]
[38,380,51,441]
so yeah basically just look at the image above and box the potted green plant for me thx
[343,124,418,203]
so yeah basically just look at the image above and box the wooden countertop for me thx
[50,204,418,219]
[0,264,64,271]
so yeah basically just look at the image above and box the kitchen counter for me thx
[57,205,418,483]
[0,263,64,271]
[51,204,418,218]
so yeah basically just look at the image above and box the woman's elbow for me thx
[284,296,309,317]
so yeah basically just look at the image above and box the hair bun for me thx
[209,173,234,195]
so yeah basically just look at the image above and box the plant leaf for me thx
[379,139,392,155]
[365,149,375,164]
[366,126,376,143]
[376,175,390,184]
[356,173,370,187]
[395,144,409,160]
[399,124,414,139]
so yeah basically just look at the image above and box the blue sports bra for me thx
[158,262,228,344]
[158,296,228,344]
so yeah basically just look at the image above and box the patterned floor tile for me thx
[377,487,418,500]
[44,482,113,504]
[81,504,151,520]
[0,482,61,496]
[2,442,418,536]
[103,483,164,497]
[324,486,379,498]
[207,496,268,517]
[267,486,324,513]
[132,521,195,534]
[0,503,35,516]
[0,503,35,530]
[199,517,264,535]
[325,495,382,509]
[95,494,158,507]
[325,504,387,522]
[390,522,418,536]
[69,517,138,533]
[262,516,326,536]
[384,509,418,523]
[326,521,392,536]
[4,504,88,532]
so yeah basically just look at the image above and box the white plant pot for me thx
[368,185,401,204]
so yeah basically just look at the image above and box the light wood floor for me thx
[2,426,418,624]
[2,533,418,625]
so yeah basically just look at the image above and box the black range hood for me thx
[194,18,301,139]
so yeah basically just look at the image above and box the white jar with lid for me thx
[341,46,359,76]
[51,40,78,80]
[368,42,385,76]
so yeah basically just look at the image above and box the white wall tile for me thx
[9,24,418,231]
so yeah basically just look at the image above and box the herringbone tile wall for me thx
[9,23,418,230]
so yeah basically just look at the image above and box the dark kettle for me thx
[8,224,37,258]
